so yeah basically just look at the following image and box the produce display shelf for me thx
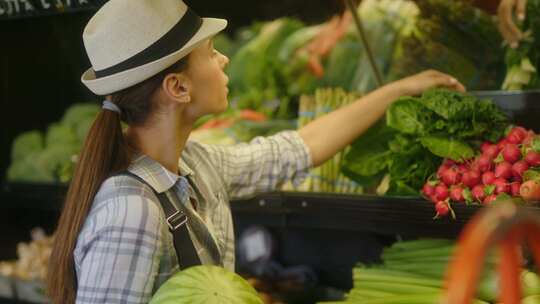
[6,182,540,238]
[234,192,519,238]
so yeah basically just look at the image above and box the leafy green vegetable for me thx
[61,103,100,129]
[388,0,505,90]
[10,131,44,162]
[150,265,262,304]
[7,153,55,183]
[420,137,474,161]
[46,123,78,148]
[227,18,303,118]
[342,89,509,195]
[7,103,99,183]
[502,0,540,90]
[321,37,363,91]
[387,97,430,135]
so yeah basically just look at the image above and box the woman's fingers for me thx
[432,73,467,93]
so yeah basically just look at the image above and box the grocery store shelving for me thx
[5,182,538,238]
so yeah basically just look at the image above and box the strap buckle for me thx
[166,210,188,231]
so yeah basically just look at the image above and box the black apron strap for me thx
[117,171,202,270]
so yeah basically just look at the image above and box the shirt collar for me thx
[127,153,195,193]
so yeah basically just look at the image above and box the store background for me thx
[7,1,537,303]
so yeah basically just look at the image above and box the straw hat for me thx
[81,0,227,95]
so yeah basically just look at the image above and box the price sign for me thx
[0,0,97,20]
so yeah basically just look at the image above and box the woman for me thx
[46,0,465,303]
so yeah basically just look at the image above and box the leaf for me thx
[344,121,396,178]
[341,167,384,189]
[387,180,420,196]
[350,120,396,151]
[485,185,496,196]
[343,150,393,176]
[386,97,430,135]
[388,145,440,192]
[532,138,540,152]
[496,193,512,201]
[421,89,475,120]
[420,136,475,161]
[388,134,417,154]
[463,188,474,204]
[524,169,540,182]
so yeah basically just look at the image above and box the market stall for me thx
[1,0,540,303]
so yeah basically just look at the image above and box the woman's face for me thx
[184,38,230,118]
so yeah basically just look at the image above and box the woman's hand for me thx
[392,70,466,97]
[498,0,527,48]
[299,70,465,166]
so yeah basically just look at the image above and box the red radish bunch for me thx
[422,126,540,218]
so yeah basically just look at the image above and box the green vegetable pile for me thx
[7,103,100,183]
[225,0,414,119]
[502,0,540,90]
[388,0,505,90]
[342,89,509,196]
[227,18,303,119]
[319,238,540,304]
[150,265,263,304]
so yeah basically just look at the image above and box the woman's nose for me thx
[221,53,229,68]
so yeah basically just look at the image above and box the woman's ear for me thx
[162,73,192,104]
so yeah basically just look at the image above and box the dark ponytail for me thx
[46,57,189,304]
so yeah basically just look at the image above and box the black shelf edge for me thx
[283,192,480,237]
[4,183,540,237]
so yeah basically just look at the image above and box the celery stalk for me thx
[385,239,455,252]
[353,268,442,288]
[382,245,456,261]
[347,293,489,304]
[353,281,440,294]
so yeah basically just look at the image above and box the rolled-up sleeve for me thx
[200,131,313,199]
[74,194,164,304]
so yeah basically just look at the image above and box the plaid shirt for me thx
[73,131,311,303]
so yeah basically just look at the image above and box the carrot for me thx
[308,54,325,78]
[239,109,267,122]
[520,180,540,201]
